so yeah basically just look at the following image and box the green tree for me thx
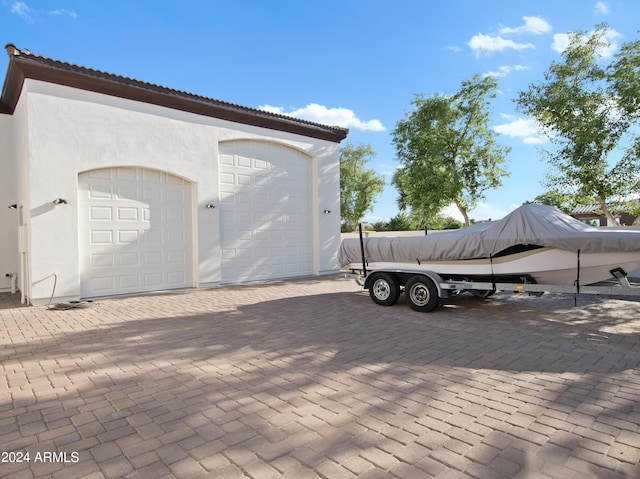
[392,75,510,227]
[525,190,597,215]
[370,213,413,232]
[516,24,640,226]
[385,213,414,231]
[430,215,464,230]
[340,142,385,231]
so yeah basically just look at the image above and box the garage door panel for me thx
[142,229,162,243]
[89,185,113,199]
[143,251,163,265]
[142,169,162,182]
[167,271,187,285]
[165,208,187,223]
[220,172,235,185]
[166,186,188,201]
[79,167,192,298]
[118,230,139,244]
[120,275,140,289]
[91,276,115,293]
[119,253,139,266]
[91,253,114,268]
[117,168,138,181]
[165,229,186,242]
[220,192,235,204]
[143,273,162,288]
[90,230,113,244]
[254,230,268,241]
[117,207,138,221]
[88,168,112,180]
[237,174,252,185]
[117,185,138,200]
[90,206,112,221]
[237,156,251,168]
[142,188,162,202]
[219,140,312,283]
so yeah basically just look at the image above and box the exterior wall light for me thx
[323,210,331,214]
[53,198,68,205]
[8,204,17,209]
[205,204,215,209]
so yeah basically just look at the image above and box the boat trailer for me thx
[345,225,640,313]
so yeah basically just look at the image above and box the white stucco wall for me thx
[21,79,341,303]
[0,112,19,292]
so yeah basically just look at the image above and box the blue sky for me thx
[2,0,639,223]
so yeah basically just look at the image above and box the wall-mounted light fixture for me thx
[7,204,17,210]
[53,198,68,205]
[323,210,331,214]
[205,204,215,209]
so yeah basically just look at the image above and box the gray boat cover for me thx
[338,203,640,266]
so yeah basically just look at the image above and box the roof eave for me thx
[0,49,349,143]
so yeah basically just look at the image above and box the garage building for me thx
[0,44,348,304]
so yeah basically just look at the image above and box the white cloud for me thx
[259,103,386,132]
[551,27,622,57]
[484,64,527,78]
[499,16,552,36]
[8,1,78,21]
[49,8,77,19]
[551,33,572,54]
[469,16,551,57]
[468,33,535,57]
[594,2,610,14]
[493,118,546,145]
[10,1,34,21]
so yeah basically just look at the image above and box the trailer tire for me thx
[405,275,440,313]
[368,273,401,306]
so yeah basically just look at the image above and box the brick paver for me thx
[1,276,639,478]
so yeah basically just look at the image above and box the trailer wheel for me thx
[368,273,401,306]
[405,275,440,313]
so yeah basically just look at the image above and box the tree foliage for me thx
[525,190,597,215]
[371,213,462,232]
[392,75,510,227]
[340,142,385,231]
[371,213,414,232]
[516,24,640,225]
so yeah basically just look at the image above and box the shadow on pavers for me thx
[1,285,638,477]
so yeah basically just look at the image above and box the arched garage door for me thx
[78,167,193,298]
[219,140,313,283]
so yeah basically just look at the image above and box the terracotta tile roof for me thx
[571,203,600,215]
[0,43,349,142]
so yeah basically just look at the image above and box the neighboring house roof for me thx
[571,204,601,215]
[0,43,349,143]
[572,200,639,216]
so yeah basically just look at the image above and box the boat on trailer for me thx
[339,204,640,312]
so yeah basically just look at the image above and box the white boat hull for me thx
[346,247,640,286]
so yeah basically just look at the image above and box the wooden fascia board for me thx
[1,55,349,142]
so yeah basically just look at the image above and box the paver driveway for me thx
[1,276,639,478]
